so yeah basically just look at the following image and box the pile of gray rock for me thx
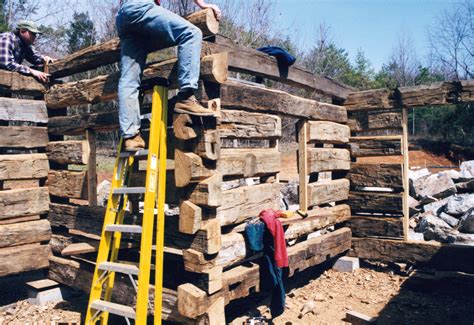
[409,161,474,245]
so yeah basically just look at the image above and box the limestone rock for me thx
[439,170,461,182]
[458,208,474,234]
[418,172,457,199]
[408,196,420,216]
[423,197,450,215]
[415,213,454,243]
[460,160,474,179]
[438,212,459,227]
[409,168,431,197]
[445,194,474,216]
[97,180,111,207]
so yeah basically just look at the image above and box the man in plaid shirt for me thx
[0,20,53,82]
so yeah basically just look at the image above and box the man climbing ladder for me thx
[116,0,222,151]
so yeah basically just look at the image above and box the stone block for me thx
[460,160,474,179]
[438,212,459,228]
[446,194,474,216]
[28,287,63,306]
[459,208,474,234]
[333,256,359,272]
[418,172,457,199]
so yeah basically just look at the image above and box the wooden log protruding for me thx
[2,179,39,190]
[177,283,222,319]
[175,150,213,188]
[347,110,402,133]
[0,69,45,95]
[217,148,281,178]
[0,219,51,248]
[344,88,395,111]
[0,97,48,123]
[307,178,350,207]
[0,126,48,148]
[349,163,403,191]
[0,187,50,220]
[397,82,454,107]
[48,203,105,236]
[179,200,202,235]
[187,172,222,207]
[218,109,281,139]
[307,121,350,144]
[46,141,90,165]
[307,148,350,173]
[48,170,88,199]
[0,153,49,180]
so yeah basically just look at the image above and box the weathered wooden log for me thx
[0,97,47,123]
[0,243,50,277]
[0,126,48,148]
[48,170,88,199]
[0,153,49,180]
[218,109,281,139]
[397,82,454,107]
[307,148,350,173]
[217,148,280,178]
[0,215,40,225]
[460,79,474,102]
[307,121,350,144]
[349,191,403,214]
[0,219,51,248]
[283,204,351,240]
[307,179,350,207]
[48,203,105,236]
[187,172,222,207]
[2,179,39,190]
[344,89,395,111]
[347,110,402,132]
[287,227,352,276]
[350,136,402,157]
[46,141,90,165]
[216,183,281,226]
[0,187,49,219]
[349,163,403,191]
[349,238,474,273]
[186,265,223,295]
[45,53,227,109]
[179,200,202,235]
[346,216,403,238]
[175,150,213,188]
[202,80,348,122]
[48,9,220,78]
[48,110,118,136]
[0,69,45,95]
[50,234,73,254]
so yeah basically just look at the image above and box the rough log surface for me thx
[48,170,88,199]
[0,97,47,123]
[48,203,105,236]
[46,141,90,165]
[350,136,402,157]
[0,126,48,148]
[344,89,395,111]
[307,121,350,144]
[218,109,281,139]
[307,148,350,173]
[0,69,45,95]
[0,243,50,277]
[349,163,403,191]
[217,148,281,178]
[349,191,403,214]
[346,216,403,238]
[307,179,350,207]
[0,153,49,180]
[0,187,49,219]
[0,219,51,248]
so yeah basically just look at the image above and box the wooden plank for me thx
[344,89,395,111]
[61,242,97,256]
[0,219,51,248]
[307,148,350,173]
[216,183,280,226]
[86,130,98,206]
[0,126,48,148]
[218,109,281,139]
[307,121,350,144]
[0,153,49,180]
[2,179,39,190]
[350,238,474,273]
[0,69,45,95]
[204,80,348,122]
[46,141,90,165]
[350,136,402,157]
[287,227,352,276]
[349,191,403,214]
[349,163,403,191]
[307,179,350,207]
[48,170,88,199]
[47,9,220,78]
[298,120,308,212]
[346,216,403,238]
[402,107,409,241]
[0,187,49,219]
[0,97,47,123]
[217,148,281,178]
[45,53,228,109]
[0,243,50,277]
[48,203,105,236]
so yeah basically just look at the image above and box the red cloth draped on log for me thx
[259,208,288,268]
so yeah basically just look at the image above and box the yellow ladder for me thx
[85,81,168,325]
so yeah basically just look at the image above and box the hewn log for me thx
[307,121,350,144]
[177,284,223,319]
[204,80,347,122]
[349,191,403,214]
[48,110,118,136]
[349,163,403,191]
[175,150,213,188]
[0,126,48,148]
[460,79,474,102]
[2,179,39,190]
[0,219,51,248]
[50,234,73,255]
[347,110,402,132]
[0,97,47,123]
[218,109,281,139]
[0,187,49,219]
[48,170,88,199]
[346,216,403,238]
[0,215,40,225]
[217,148,280,178]
[0,69,45,95]
[283,204,351,240]
[350,136,402,157]
[186,265,223,295]
[0,153,49,180]
[307,179,350,207]
[48,9,220,78]
[217,183,281,226]
[307,148,350,173]
[48,203,105,236]
[287,227,352,276]
[45,53,227,109]
[179,200,202,235]
[46,141,90,165]
[350,238,474,273]
[187,172,222,207]
[344,89,396,111]
[0,243,50,277]
[397,82,454,107]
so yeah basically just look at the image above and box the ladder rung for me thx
[98,261,139,276]
[140,113,152,120]
[105,225,142,233]
[113,187,146,195]
[90,300,135,319]
[119,149,149,158]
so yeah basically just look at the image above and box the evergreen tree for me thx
[66,12,96,54]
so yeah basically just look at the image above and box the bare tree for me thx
[428,0,474,80]
[389,31,419,86]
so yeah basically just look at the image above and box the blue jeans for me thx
[116,0,203,138]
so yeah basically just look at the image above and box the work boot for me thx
[123,133,145,151]
[174,91,214,116]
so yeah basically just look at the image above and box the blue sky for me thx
[272,0,461,70]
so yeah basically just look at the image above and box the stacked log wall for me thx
[0,78,52,277]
